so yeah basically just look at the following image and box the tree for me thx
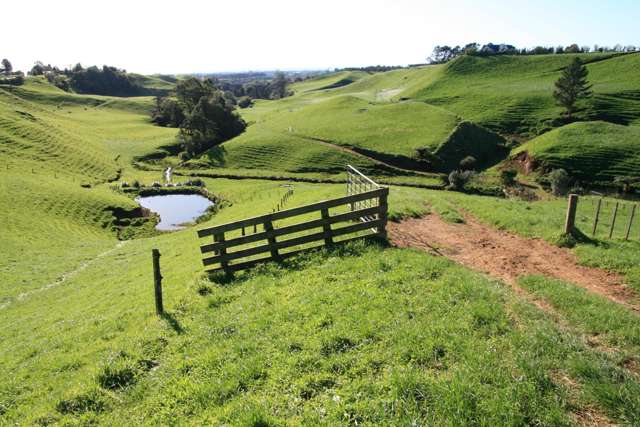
[553,57,592,118]
[0,58,12,74]
[271,71,288,99]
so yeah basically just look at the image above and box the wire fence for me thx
[575,196,639,241]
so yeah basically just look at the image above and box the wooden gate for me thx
[197,167,388,274]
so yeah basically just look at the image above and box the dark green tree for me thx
[1,58,12,74]
[271,71,288,99]
[553,58,592,118]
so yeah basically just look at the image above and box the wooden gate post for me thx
[152,249,163,315]
[564,194,579,234]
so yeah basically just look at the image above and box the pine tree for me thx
[553,57,592,119]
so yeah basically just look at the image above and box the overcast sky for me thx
[3,0,639,74]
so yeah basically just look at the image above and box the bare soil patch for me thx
[389,212,640,312]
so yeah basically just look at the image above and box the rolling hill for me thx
[182,52,640,186]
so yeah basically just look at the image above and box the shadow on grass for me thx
[161,312,185,334]
[206,236,389,285]
[555,227,598,248]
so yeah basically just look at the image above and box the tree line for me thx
[428,42,639,64]
[151,77,246,159]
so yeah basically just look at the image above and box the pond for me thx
[136,194,214,231]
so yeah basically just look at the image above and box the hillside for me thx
[2,55,640,424]
[514,121,640,183]
[168,52,639,187]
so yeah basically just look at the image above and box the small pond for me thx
[136,194,213,231]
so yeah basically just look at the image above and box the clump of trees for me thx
[427,42,638,64]
[198,71,292,105]
[28,62,148,96]
[151,77,246,159]
[553,58,592,119]
[0,58,25,86]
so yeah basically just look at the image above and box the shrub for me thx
[120,181,130,188]
[459,155,477,171]
[179,151,191,162]
[500,169,517,187]
[151,181,161,188]
[132,180,141,188]
[548,169,570,196]
[448,170,474,191]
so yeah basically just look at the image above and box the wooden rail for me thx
[197,187,389,274]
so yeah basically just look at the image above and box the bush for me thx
[132,180,141,188]
[151,181,162,188]
[548,169,570,196]
[459,156,477,171]
[500,169,517,187]
[237,96,254,108]
[120,181,130,188]
[448,170,474,191]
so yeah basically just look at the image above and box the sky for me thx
[3,0,639,74]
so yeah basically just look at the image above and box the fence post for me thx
[609,202,619,239]
[564,194,579,234]
[378,188,389,239]
[592,198,602,236]
[215,232,230,275]
[264,219,280,261]
[152,249,163,315]
[321,207,333,246]
[625,204,636,241]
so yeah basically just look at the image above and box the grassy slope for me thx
[2,70,640,424]
[515,121,640,182]
[201,53,640,186]
[409,53,640,134]
[0,79,175,304]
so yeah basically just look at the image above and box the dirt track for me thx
[389,212,639,312]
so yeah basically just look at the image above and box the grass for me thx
[3,239,640,424]
[520,276,640,354]
[167,52,640,188]
[2,62,640,424]
[404,190,640,291]
[514,121,640,183]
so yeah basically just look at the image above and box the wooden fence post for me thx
[152,249,163,315]
[609,202,619,239]
[321,207,333,246]
[264,219,280,261]
[378,188,389,239]
[592,198,602,236]
[625,204,636,241]
[215,232,230,275]
[564,194,579,234]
